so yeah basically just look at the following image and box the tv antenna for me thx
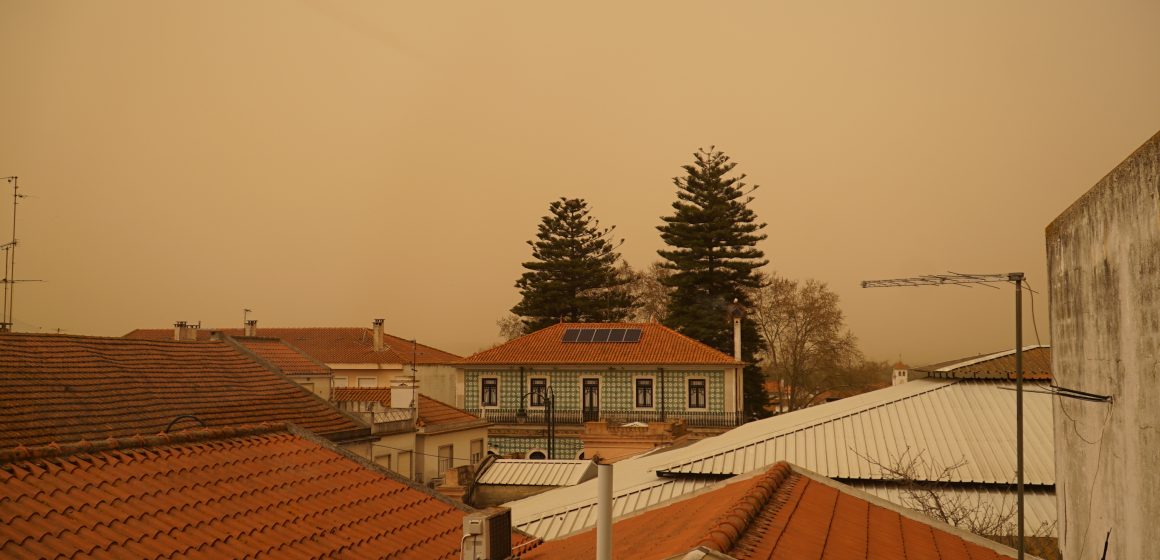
[0,177,42,332]
[862,271,1028,559]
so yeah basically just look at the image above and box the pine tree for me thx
[512,198,634,333]
[658,147,770,418]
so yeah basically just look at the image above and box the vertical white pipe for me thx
[597,462,613,560]
[733,317,742,361]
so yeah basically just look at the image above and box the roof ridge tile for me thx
[0,423,289,465]
[697,462,794,553]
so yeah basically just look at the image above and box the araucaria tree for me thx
[658,147,769,418]
[511,197,634,334]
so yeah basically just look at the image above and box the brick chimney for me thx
[244,319,257,337]
[372,318,385,351]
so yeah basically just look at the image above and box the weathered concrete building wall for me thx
[1046,130,1160,559]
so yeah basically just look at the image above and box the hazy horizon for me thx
[2,1,1158,365]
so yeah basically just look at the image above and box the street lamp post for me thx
[519,387,556,459]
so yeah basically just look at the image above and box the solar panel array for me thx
[561,328,642,343]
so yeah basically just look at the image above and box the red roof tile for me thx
[915,346,1053,380]
[333,389,485,429]
[0,333,368,449]
[124,327,462,365]
[0,423,526,559]
[522,462,1019,559]
[460,323,741,366]
[229,336,331,376]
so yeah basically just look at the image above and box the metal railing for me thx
[463,408,744,428]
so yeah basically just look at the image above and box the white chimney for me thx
[244,319,257,337]
[728,298,744,362]
[173,321,187,341]
[372,318,385,351]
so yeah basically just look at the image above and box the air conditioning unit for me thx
[462,508,511,560]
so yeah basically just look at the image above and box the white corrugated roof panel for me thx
[477,459,597,486]
[509,377,1055,540]
[846,483,1057,536]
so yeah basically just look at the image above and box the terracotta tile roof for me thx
[0,333,368,449]
[915,345,1052,380]
[460,322,741,366]
[230,336,331,376]
[0,423,527,559]
[124,327,462,365]
[333,388,484,429]
[522,462,1019,559]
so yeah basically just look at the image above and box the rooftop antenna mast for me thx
[862,271,1026,559]
[0,177,32,332]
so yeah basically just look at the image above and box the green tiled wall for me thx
[464,368,726,413]
[489,435,584,459]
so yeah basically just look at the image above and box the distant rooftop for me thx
[914,345,1052,380]
[0,333,369,449]
[125,326,462,365]
[229,335,332,376]
[460,322,741,366]
[332,388,485,429]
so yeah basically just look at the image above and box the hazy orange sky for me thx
[2,1,1158,365]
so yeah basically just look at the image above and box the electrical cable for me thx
[1022,278,1042,347]
[1056,384,1113,557]
[371,442,482,463]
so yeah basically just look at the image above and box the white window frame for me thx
[633,375,656,410]
[686,377,708,409]
[356,377,377,388]
[333,376,349,388]
[480,377,500,409]
[437,444,454,475]
[470,439,484,464]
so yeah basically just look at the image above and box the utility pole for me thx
[862,272,1026,560]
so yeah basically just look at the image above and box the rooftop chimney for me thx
[727,299,745,362]
[244,319,257,337]
[173,321,199,341]
[372,318,385,351]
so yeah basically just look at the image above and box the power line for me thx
[370,442,482,463]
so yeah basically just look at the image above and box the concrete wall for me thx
[417,426,489,484]
[1046,130,1160,560]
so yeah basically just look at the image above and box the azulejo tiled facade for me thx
[457,322,746,460]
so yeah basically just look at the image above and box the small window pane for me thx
[530,378,548,407]
[688,379,707,409]
[481,378,498,407]
[635,378,654,408]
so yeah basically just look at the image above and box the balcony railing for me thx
[463,408,744,428]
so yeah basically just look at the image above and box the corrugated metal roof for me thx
[846,483,1057,536]
[477,459,598,486]
[658,378,1054,484]
[509,377,1056,540]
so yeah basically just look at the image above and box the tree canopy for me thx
[749,274,866,411]
[511,197,634,333]
[657,147,769,417]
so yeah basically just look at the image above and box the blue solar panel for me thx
[561,327,642,343]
